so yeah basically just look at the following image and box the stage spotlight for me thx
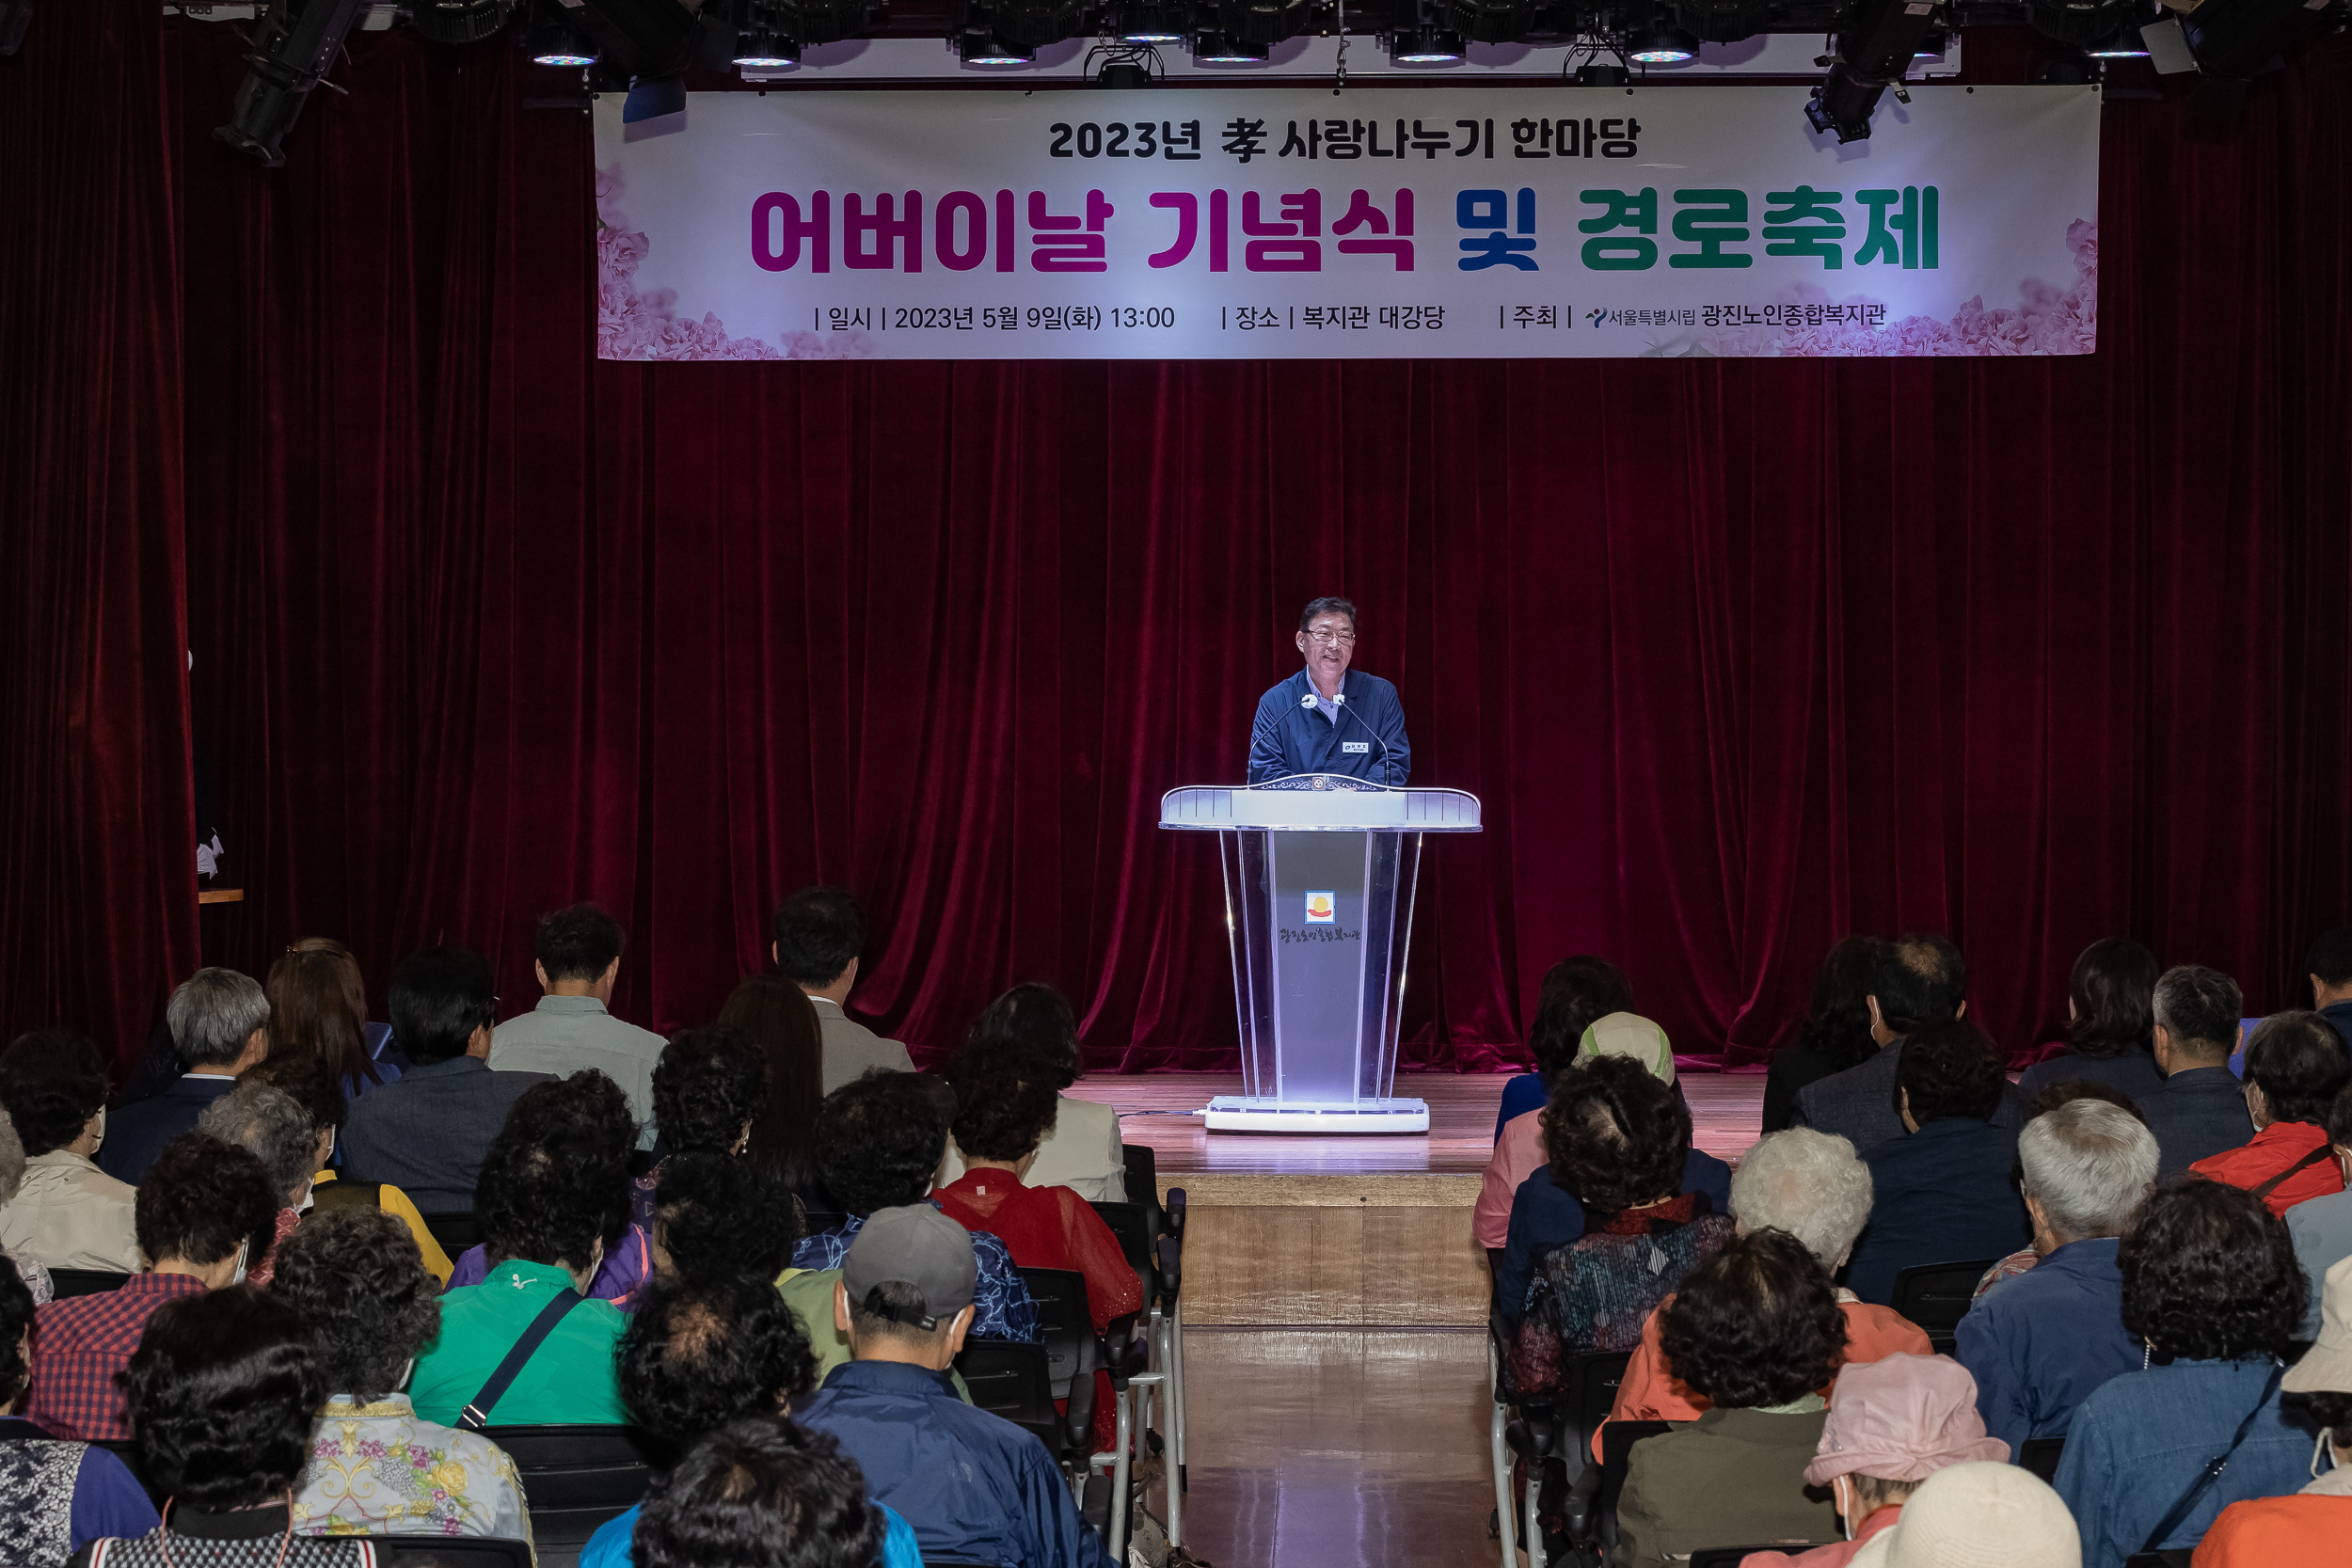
[553,0,702,80]
[1191,27,1269,58]
[957,0,1081,52]
[2175,0,2336,119]
[1110,0,1191,40]
[1388,3,1466,63]
[1210,0,1317,47]
[410,0,513,43]
[2082,21,2149,54]
[215,0,371,167]
[2029,49,2093,81]
[1627,17,1699,59]
[519,0,598,61]
[957,24,1035,61]
[1803,0,1940,143]
[1574,59,1629,84]
[733,24,800,63]
[1912,26,1947,55]
[1443,0,1544,46]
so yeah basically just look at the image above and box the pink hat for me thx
[1803,1354,2010,1486]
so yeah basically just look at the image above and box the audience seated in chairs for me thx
[1954,1098,2154,1456]
[103,969,274,1187]
[788,1071,1038,1344]
[630,1418,893,1568]
[0,1253,156,1560]
[1840,1020,2033,1307]
[2287,1084,2352,1338]
[649,1152,801,1290]
[714,976,828,1198]
[1614,1228,1849,1568]
[935,1030,1140,1449]
[265,941,397,1105]
[1491,955,1638,1138]
[1740,1354,2009,1568]
[244,1049,453,1284]
[795,1206,1108,1568]
[1506,1054,1736,1397]
[1603,1128,1931,1454]
[341,946,548,1216]
[2191,1010,2350,1217]
[0,1031,139,1273]
[1967,1082,2148,1304]
[67,1287,373,1568]
[268,1208,531,1542]
[579,1275,920,1568]
[2192,1253,2352,1564]
[486,904,664,1149]
[1859,1462,2081,1568]
[408,1073,634,1429]
[2054,1178,2312,1568]
[0,1104,56,1303]
[443,1068,654,1307]
[196,1081,317,1287]
[1762,938,1885,1137]
[938,985,1127,1202]
[27,1134,278,1441]
[771,887,918,1097]
[2016,939,2166,1105]
[2134,965,2257,1180]
[630,1026,771,1230]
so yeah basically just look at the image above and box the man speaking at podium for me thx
[1247,596,1412,786]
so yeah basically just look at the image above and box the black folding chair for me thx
[2018,1435,2065,1481]
[2122,1554,2195,1568]
[1089,1200,1155,1371]
[421,1212,483,1256]
[1889,1259,1999,1354]
[379,1540,535,1568]
[956,1337,1067,1459]
[478,1425,669,1551]
[48,1269,131,1298]
[1587,1418,1675,1555]
[1016,1266,1104,1454]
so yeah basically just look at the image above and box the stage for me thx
[1067,1070,1769,1327]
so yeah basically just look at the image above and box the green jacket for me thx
[411,1259,630,1428]
[1613,1404,1839,1568]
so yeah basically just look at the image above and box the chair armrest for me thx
[1560,1460,1604,1544]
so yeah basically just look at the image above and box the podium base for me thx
[1200,1096,1431,1134]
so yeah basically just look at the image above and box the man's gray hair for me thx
[198,1082,316,1202]
[0,1107,24,1208]
[2018,1099,2156,1242]
[2152,964,2242,1058]
[1729,1128,1875,1269]
[167,968,271,1069]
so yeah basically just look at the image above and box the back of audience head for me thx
[123,1287,322,1510]
[945,1036,1060,1167]
[198,1081,317,1209]
[1881,1463,2079,1568]
[1896,1020,2005,1128]
[1870,934,1967,1040]
[243,1048,348,1176]
[620,1274,819,1449]
[1804,1354,2010,1534]
[1528,956,1636,1083]
[2149,963,2240,1068]
[2308,926,2352,1008]
[836,1205,977,1365]
[0,1029,107,1158]
[633,1418,883,1568]
[1729,1128,1872,1272]
[772,887,865,991]
[2017,1099,2156,1245]
[656,1026,769,1158]
[654,1153,800,1288]
[1658,1227,1846,1410]
[718,976,825,1187]
[139,1134,279,1282]
[1542,1053,1687,1218]
[0,1254,32,1414]
[266,940,379,1088]
[2064,938,2158,1060]
[2028,1077,2145,1122]
[815,1071,946,1217]
[539,902,627,993]
[269,1208,438,1402]
[2120,1178,2302,1364]
[966,982,1085,1091]
[478,1070,635,1278]
[2241,1010,2350,1129]
[389,945,498,1067]
[1800,935,1886,1075]
[167,966,273,1071]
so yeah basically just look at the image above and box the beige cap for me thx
[1870,1462,2080,1568]
[1578,1011,1675,1086]
[2285,1252,2352,1394]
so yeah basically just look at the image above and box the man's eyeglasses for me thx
[1306,629,1357,647]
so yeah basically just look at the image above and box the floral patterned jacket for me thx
[292,1394,533,1554]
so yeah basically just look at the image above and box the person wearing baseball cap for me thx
[794,1205,1109,1568]
[2190,1252,2352,1564]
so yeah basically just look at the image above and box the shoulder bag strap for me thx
[458,1289,585,1431]
[2134,1361,2284,1557]
[2248,1144,2332,1203]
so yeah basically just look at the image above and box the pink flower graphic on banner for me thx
[596,164,787,361]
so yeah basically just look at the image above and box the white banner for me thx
[594,86,2099,361]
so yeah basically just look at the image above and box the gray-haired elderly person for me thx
[101,967,273,1186]
[0,1108,55,1303]
[196,1081,317,1288]
[1954,1097,2156,1457]
[1597,1128,1934,1454]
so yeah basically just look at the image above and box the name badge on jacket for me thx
[1342,741,1371,754]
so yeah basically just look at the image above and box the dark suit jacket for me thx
[1789,1040,2030,1157]
[1844,1117,2033,1306]
[98,1075,241,1185]
[2134,1064,2257,1180]
[340,1055,550,1213]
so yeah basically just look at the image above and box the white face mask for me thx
[230,1240,250,1287]
[89,1108,105,1150]
[2314,1428,2340,1481]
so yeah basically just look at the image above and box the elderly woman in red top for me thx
[933,1031,1140,1450]
[2193,1011,2351,1216]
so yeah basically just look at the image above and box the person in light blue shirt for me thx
[1247,595,1410,786]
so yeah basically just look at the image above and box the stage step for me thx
[1160,1173,1487,1327]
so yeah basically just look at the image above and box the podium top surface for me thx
[1159,779,1482,832]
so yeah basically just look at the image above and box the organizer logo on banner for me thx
[1305,892,1337,925]
[593,86,2098,361]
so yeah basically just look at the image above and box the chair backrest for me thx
[956,1337,1068,1460]
[477,1425,669,1546]
[421,1211,483,1255]
[311,1180,382,1214]
[379,1539,536,1568]
[1090,1200,1158,1310]
[1121,1144,1160,1231]
[1018,1266,1103,1402]
[2018,1436,2065,1482]
[1888,1260,1999,1337]
[1597,1419,1676,1544]
[48,1269,132,1298]
[1565,1349,1634,1459]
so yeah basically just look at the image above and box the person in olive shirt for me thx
[409,1073,633,1428]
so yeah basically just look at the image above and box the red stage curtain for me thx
[6,16,2352,1073]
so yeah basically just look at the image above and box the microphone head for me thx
[1333,693,1345,705]
[1301,693,1315,709]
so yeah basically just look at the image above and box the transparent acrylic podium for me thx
[1159,777,1482,1133]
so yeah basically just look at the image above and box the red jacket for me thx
[2190,1120,2344,1216]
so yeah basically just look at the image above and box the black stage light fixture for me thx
[2024,0,2132,45]
[1670,0,1767,42]
[1626,15,1698,58]
[1211,0,1318,47]
[1389,0,1467,60]
[548,0,702,79]
[2176,0,2339,119]
[1444,0,1542,46]
[1574,58,1629,83]
[521,0,600,61]
[410,0,515,43]
[2029,47,2093,79]
[1190,27,1270,57]
[1110,0,1192,40]
[2082,20,2149,54]
[957,0,1082,53]
[1804,0,1940,143]
[216,0,372,167]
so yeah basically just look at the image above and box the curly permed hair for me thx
[1541,1053,1689,1216]
[122,1287,325,1509]
[815,1071,947,1217]
[1895,1019,2007,1124]
[1657,1227,1848,1409]
[0,1253,33,1408]
[0,1031,109,1156]
[965,984,1085,1090]
[135,1134,282,1270]
[2287,1390,2352,1442]
[633,1418,883,1568]
[479,1070,636,1268]
[945,1037,1060,1163]
[655,1152,802,1289]
[653,1027,771,1158]
[1528,957,1637,1082]
[268,1208,440,1402]
[619,1275,820,1449]
[2121,1178,2305,1364]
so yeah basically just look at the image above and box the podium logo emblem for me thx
[1305,891,1337,925]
